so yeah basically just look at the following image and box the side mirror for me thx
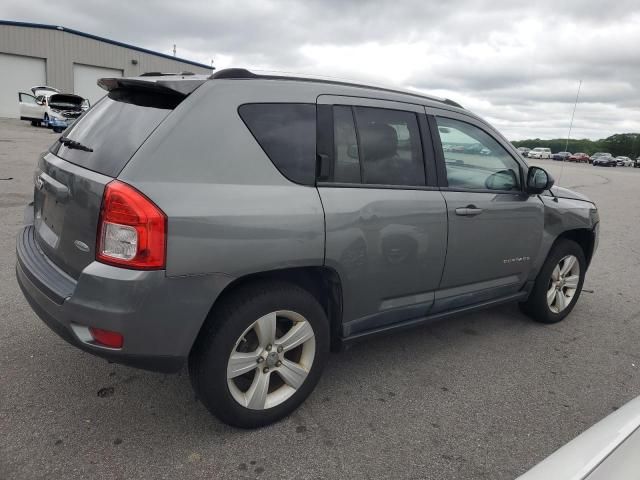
[526,166,554,194]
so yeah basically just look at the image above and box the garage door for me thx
[0,53,46,119]
[73,64,123,106]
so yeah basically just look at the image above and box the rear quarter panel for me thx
[118,80,326,278]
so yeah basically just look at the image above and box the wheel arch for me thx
[190,266,344,358]
[553,228,596,267]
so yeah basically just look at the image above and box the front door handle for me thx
[455,205,483,216]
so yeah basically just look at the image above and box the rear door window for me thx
[333,106,361,183]
[333,106,426,186]
[239,103,316,185]
[354,107,425,186]
[50,89,180,177]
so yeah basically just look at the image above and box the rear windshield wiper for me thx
[59,137,93,152]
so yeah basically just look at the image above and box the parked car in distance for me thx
[568,153,590,163]
[445,145,465,153]
[593,154,617,167]
[517,147,531,157]
[590,152,610,164]
[528,147,552,159]
[15,68,599,428]
[18,86,89,133]
[615,156,633,167]
[518,394,640,480]
[635,157,640,168]
[552,151,571,161]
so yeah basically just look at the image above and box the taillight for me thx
[97,180,166,269]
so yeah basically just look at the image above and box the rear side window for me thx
[50,89,180,177]
[239,103,316,185]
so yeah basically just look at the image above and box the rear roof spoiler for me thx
[97,76,207,96]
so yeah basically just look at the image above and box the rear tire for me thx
[189,281,329,428]
[520,239,586,324]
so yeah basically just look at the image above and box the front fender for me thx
[528,196,599,280]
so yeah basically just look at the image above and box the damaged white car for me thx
[18,86,89,133]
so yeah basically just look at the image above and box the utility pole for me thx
[173,44,176,57]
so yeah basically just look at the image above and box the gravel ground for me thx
[1,117,639,480]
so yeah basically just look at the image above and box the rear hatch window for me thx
[50,89,181,177]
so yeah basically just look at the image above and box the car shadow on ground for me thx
[33,302,535,435]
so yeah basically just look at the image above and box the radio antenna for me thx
[558,80,582,186]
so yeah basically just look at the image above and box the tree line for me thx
[511,133,640,158]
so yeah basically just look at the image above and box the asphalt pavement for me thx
[1,118,639,479]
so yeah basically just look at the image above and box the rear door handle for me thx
[455,206,483,216]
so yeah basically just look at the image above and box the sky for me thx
[3,0,640,140]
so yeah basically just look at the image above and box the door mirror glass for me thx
[527,166,554,193]
[485,169,518,190]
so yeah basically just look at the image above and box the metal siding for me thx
[0,24,211,117]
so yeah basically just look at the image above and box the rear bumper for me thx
[16,225,231,373]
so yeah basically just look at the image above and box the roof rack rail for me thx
[208,68,463,109]
[140,71,195,77]
[444,98,463,108]
[210,68,257,79]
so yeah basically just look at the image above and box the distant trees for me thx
[512,133,640,158]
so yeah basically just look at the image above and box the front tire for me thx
[520,239,586,324]
[189,281,330,428]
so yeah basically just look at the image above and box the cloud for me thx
[2,0,639,139]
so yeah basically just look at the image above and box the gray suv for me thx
[16,68,599,428]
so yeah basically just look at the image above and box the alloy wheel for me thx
[226,310,316,410]
[547,255,580,314]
